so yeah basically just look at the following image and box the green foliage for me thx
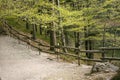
[0,0,120,42]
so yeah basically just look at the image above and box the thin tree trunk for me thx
[26,18,29,30]
[84,26,94,59]
[102,24,106,58]
[84,26,89,58]
[49,0,57,51]
[35,24,37,32]
[75,32,80,54]
[57,0,67,53]
[26,21,29,30]
[74,32,77,44]
[32,24,36,40]
[50,29,56,51]
[39,24,42,35]
[89,40,94,59]
[65,31,69,46]
[61,29,67,53]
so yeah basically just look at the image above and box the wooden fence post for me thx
[76,48,80,66]
[102,49,105,61]
[78,52,80,66]
[55,43,60,61]
[39,48,41,55]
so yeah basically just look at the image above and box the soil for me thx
[0,36,116,80]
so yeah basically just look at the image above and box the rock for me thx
[91,62,119,73]
[47,58,53,61]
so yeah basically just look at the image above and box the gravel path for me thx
[0,36,92,80]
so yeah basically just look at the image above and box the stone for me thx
[91,62,119,73]
[47,58,53,61]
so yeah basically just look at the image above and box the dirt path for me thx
[0,36,117,80]
[0,36,93,80]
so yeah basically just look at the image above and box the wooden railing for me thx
[1,20,120,65]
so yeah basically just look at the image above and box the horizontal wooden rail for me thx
[99,47,120,50]
[55,45,80,50]
[80,50,102,53]
[81,58,104,62]
[55,51,78,57]
[101,57,120,60]
[2,21,50,48]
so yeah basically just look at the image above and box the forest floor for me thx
[0,35,116,80]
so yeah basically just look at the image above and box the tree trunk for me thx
[32,24,36,40]
[65,31,69,46]
[35,24,37,32]
[102,24,106,58]
[88,40,94,58]
[74,32,77,44]
[49,0,57,51]
[75,32,80,54]
[39,24,42,35]
[61,30,67,53]
[57,0,67,53]
[50,29,56,51]
[84,26,89,57]
[26,21,29,30]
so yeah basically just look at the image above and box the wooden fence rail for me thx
[99,47,120,50]
[1,20,120,65]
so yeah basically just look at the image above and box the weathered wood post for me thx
[38,48,41,55]
[56,43,60,61]
[17,36,20,44]
[102,49,105,61]
[78,51,80,66]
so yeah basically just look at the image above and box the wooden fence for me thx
[1,20,120,65]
